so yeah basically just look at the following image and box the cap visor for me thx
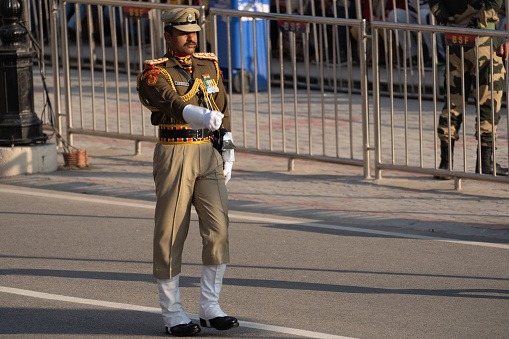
[174,24,201,32]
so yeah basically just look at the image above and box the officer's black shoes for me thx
[165,317,239,336]
[200,316,239,330]
[166,322,201,337]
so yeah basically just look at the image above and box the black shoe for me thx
[477,162,509,176]
[166,322,201,337]
[494,163,509,176]
[200,316,239,330]
[476,146,509,176]
[434,140,454,180]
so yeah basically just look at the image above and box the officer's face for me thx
[164,28,198,55]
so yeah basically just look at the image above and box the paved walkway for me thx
[2,134,508,241]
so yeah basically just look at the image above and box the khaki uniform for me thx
[138,52,230,279]
[430,0,504,146]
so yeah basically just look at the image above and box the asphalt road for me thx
[1,184,508,338]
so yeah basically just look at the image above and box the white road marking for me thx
[227,213,509,250]
[1,185,507,250]
[0,186,154,210]
[0,286,354,339]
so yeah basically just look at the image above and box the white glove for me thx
[223,161,233,185]
[182,105,223,131]
[222,132,235,185]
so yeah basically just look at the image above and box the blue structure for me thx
[210,0,269,92]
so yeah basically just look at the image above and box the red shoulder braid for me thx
[193,53,218,62]
[144,58,168,69]
[143,58,168,86]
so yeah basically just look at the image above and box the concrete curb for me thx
[0,143,58,177]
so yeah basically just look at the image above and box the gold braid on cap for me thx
[136,66,220,112]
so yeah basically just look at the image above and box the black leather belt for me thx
[159,128,213,140]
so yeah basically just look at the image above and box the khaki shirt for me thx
[138,52,230,131]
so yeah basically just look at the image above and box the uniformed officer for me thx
[430,0,508,177]
[137,7,238,337]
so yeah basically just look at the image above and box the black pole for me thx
[0,0,47,146]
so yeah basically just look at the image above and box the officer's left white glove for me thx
[222,132,235,185]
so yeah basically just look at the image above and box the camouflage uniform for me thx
[429,0,504,147]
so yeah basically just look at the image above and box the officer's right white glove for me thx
[182,105,224,131]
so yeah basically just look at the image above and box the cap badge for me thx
[187,13,193,22]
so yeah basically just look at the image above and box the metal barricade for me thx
[36,0,372,176]
[27,0,509,187]
[371,21,509,186]
[209,9,371,176]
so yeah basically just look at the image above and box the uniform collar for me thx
[164,52,181,67]
[164,52,207,67]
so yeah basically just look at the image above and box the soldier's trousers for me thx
[438,37,505,146]
[152,142,229,279]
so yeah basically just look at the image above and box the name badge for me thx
[445,33,476,46]
[174,81,189,86]
[202,74,219,94]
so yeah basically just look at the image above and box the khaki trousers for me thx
[152,142,229,279]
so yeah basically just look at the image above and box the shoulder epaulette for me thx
[144,58,168,69]
[193,53,218,62]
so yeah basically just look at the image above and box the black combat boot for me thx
[434,140,454,180]
[475,146,509,176]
